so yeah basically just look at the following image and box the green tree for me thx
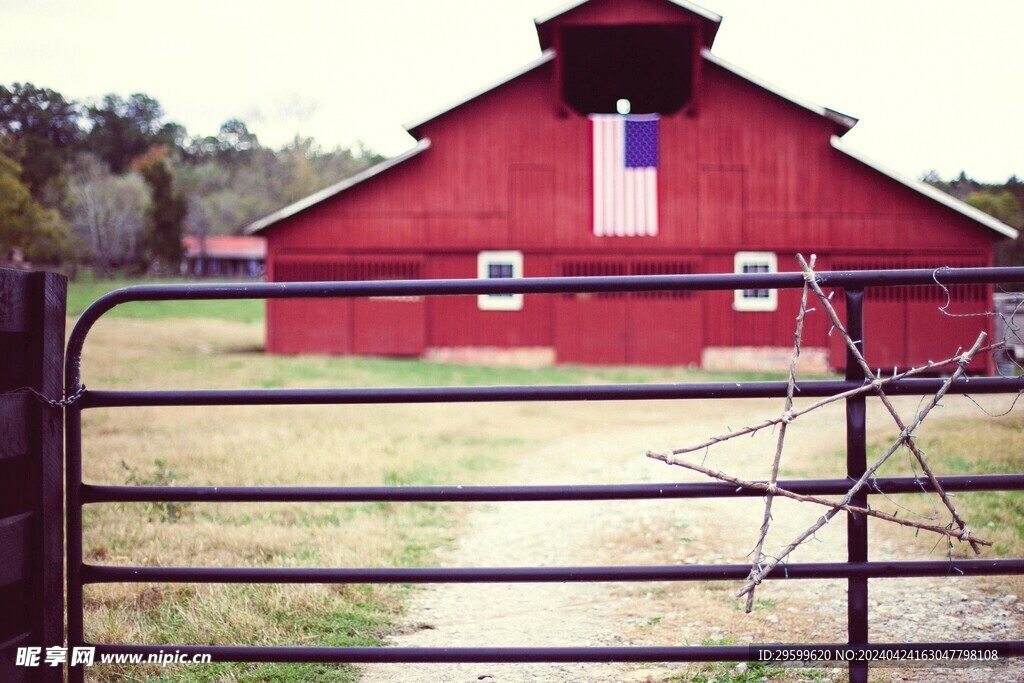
[0,82,82,197]
[0,150,68,260]
[950,170,979,200]
[279,136,320,202]
[969,190,1024,267]
[85,93,176,174]
[173,126,381,237]
[136,147,185,270]
[215,118,260,167]
[966,190,1023,229]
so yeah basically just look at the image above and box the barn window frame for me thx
[477,250,523,311]
[733,251,778,312]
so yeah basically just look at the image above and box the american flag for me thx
[591,114,659,237]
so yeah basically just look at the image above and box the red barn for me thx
[247,0,1016,371]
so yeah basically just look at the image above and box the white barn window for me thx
[477,251,523,311]
[733,251,778,312]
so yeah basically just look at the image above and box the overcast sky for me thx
[2,0,1021,182]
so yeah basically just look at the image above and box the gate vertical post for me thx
[66,402,84,683]
[66,315,85,683]
[0,269,66,683]
[844,289,869,683]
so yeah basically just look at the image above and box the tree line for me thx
[922,171,1024,265]
[0,82,381,275]
[2,80,1022,275]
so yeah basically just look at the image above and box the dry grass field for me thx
[71,283,1024,682]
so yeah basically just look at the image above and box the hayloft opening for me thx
[560,24,696,115]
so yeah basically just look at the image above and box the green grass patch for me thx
[864,412,1024,555]
[98,340,801,394]
[657,637,841,682]
[67,274,265,324]
[248,352,786,389]
[689,662,788,682]
[658,638,802,682]
[93,585,389,682]
[732,598,778,611]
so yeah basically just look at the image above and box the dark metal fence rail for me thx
[75,376,1024,408]
[81,560,1024,584]
[85,641,1024,664]
[79,474,1024,503]
[65,267,1024,683]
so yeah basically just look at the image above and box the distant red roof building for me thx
[247,0,1015,371]
[181,236,266,278]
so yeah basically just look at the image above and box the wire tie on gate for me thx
[3,384,87,409]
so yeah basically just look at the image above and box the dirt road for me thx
[360,396,1023,682]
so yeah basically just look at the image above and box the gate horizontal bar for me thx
[79,377,1024,409]
[71,266,1024,309]
[82,559,1024,585]
[81,474,1024,504]
[88,641,1024,663]
[65,266,1024,392]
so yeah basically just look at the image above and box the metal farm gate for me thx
[57,267,1024,682]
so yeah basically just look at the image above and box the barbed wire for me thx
[934,266,1024,377]
[931,265,1024,415]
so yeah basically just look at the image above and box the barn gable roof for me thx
[247,47,862,237]
[830,136,1019,239]
[534,0,721,50]
[702,50,857,132]
[401,46,856,141]
[245,139,431,235]
[404,50,556,135]
[535,0,721,25]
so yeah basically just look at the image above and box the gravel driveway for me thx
[360,396,1023,682]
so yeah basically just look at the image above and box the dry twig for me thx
[668,347,1000,457]
[647,254,996,604]
[797,255,983,554]
[731,330,988,597]
[743,254,814,612]
[644,452,991,549]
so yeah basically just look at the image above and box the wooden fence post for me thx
[0,268,66,683]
